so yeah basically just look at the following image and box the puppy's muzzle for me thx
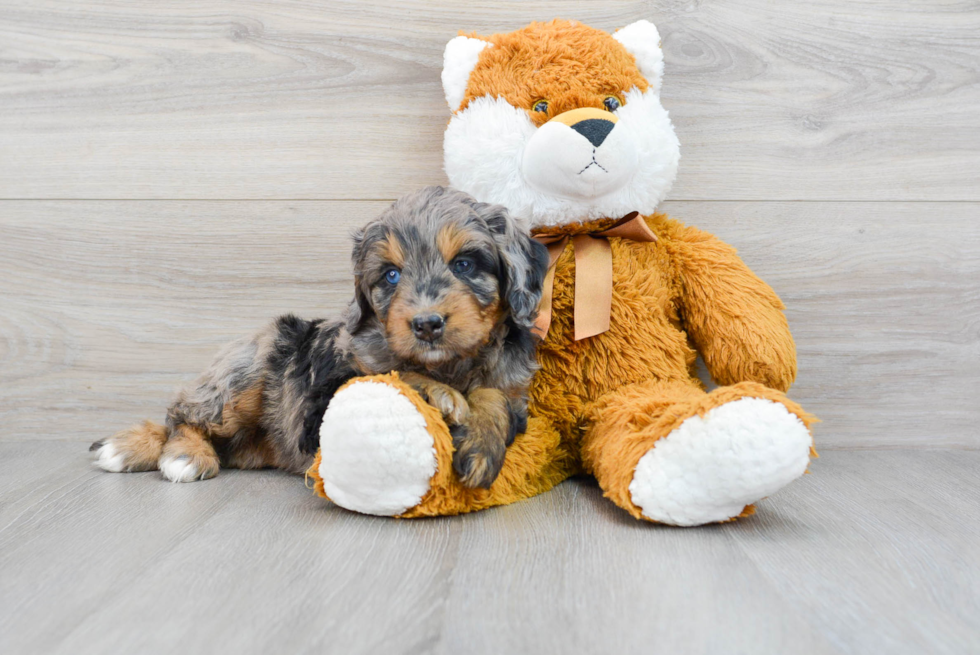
[412,313,446,342]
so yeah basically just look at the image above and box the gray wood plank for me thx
[729,450,980,655]
[1,1,977,200]
[2,200,977,448]
[1,444,978,655]
[0,441,87,496]
[435,481,840,655]
[46,474,461,655]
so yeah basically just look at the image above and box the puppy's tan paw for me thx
[450,425,506,489]
[159,453,220,483]
[90,422,168,473]
[401,374,470,425]
[159,426,221,483]
[425,385,469,425]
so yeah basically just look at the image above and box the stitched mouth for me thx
[578,148,608,175]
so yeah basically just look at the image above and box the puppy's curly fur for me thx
[91,186,549,489]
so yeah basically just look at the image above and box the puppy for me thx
[91,186,549,489]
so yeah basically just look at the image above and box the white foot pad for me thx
[629,398,811,526]
[318,381,437,516]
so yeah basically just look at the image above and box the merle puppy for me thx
[91,186,549,489]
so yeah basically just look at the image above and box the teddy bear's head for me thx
[441,19,680,229]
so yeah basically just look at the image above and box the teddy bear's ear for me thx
[613,20,665,94]
[442,35,492,111]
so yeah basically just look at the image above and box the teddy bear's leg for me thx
[307,373,575,518]
[581,379,816,526]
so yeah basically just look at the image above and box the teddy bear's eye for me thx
[532,100,549,113]
[603,96,622,112]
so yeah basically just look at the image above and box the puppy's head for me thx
[347,186,548,367]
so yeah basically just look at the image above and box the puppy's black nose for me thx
[412,314,445,342]
[570,118,615,148]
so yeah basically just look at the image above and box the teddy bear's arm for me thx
[671,225,797,392]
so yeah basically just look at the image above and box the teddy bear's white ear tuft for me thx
[614,20,665,94]
[442,36,492,111]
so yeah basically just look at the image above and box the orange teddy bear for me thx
[308,19,816,526]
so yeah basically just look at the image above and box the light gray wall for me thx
[1,1,977,447]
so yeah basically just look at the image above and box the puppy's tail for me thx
[90,420,169,473]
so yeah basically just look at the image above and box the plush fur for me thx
[309,19,817,525]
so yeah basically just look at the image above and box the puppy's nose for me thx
[411,314,445,342]
[570,119,615,147]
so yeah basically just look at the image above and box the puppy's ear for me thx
[345,226,376,334]
[477,203,549,329]
[344,283,374,335]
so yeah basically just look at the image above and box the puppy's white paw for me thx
[630,397,812,526]
[91,441,127,473]
[159,454,216,483]
[319,380,437,516]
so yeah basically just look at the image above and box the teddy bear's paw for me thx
[318,380,438,516]
[629,397,812,526]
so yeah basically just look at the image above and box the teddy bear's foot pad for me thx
[629,397,811,526]
[318,380,437,516]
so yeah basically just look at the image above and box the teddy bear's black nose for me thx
[570,118,615,148]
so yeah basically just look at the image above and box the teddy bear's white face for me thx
[441,21,681,229]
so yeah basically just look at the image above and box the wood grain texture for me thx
[1,200,977,448]
[1,0,977,200]
[1,444,978,655]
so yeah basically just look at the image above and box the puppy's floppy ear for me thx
[345,226,376,334]
[344,284,374,335]
[475,202,549,329]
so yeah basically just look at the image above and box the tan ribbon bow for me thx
[532,212,658,341]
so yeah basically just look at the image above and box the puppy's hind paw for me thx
[91,440,127,473]
[159,453,219,483]
[90,422,168,473]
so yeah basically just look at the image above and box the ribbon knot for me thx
[532,212,658,341]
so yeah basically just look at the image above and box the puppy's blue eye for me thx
[452,258,473,275]
[384,268,401,285]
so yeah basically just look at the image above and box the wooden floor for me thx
[0,442,977,655]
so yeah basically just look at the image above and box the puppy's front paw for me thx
[424,385,469,425]
[402,374,469,425]
[450,424,506,489]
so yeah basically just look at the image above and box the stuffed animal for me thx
[307,19,816,526]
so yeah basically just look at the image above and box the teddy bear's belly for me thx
[531,240,698,411]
